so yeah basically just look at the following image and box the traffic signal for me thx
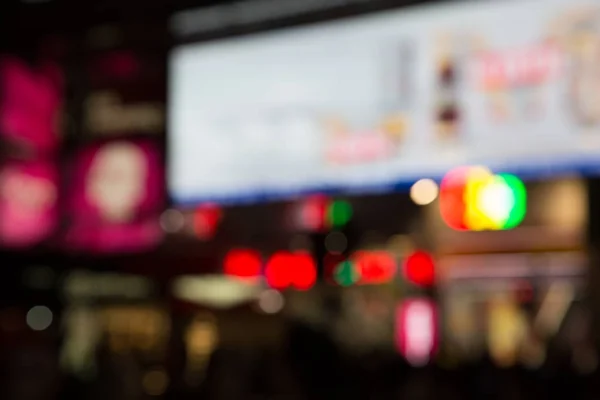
[439,166,526,231]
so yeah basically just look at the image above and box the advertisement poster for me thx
[63,140,163,253]
[0,161,58,247]
[169,0,600,206]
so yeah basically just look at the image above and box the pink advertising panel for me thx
[64,140,164,253]
[0,161,58,247]
[0,56,63,154]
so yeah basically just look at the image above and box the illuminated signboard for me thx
[169,0,600,206]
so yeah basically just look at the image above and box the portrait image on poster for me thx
[64,140,163,253]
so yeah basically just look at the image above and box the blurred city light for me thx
[440,166,526,231]
[326,199,353,228]
[159,209,185,233]
[403,250,436,287]
[265,251,316,291]
[257,289,285,314]
[294,196,353,231]
[223,249,262,282]
[324,231,348,254]
[26,305,53,331]
[172,275,261,308]
[333,259,360,287]
[396,299,438,366]
[193,203,222,240]
[353,250,396,285]
[410,178,439,205]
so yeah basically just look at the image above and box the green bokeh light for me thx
[333,260,360,287]
[326,200,353,228]
[496,173,527,229]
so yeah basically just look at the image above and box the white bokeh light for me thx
[26,306,53,331]
[410,179,439,206]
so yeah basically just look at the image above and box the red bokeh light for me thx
[439,167,470,231]
[297,195,329,232]
[193,204,222,240]
[223,249,262,281]
[395,299,438,365]
[403,251,436,287]
[353,251,397,285]
[292,253,317,291]
[265,251,316,291]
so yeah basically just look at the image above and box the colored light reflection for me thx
[440,166,526,231]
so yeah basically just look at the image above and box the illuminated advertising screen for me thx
[169,0,600,205]
[63,140,164,253]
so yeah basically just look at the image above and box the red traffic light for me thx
[265,251,317,291]
[403,251,436,287]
